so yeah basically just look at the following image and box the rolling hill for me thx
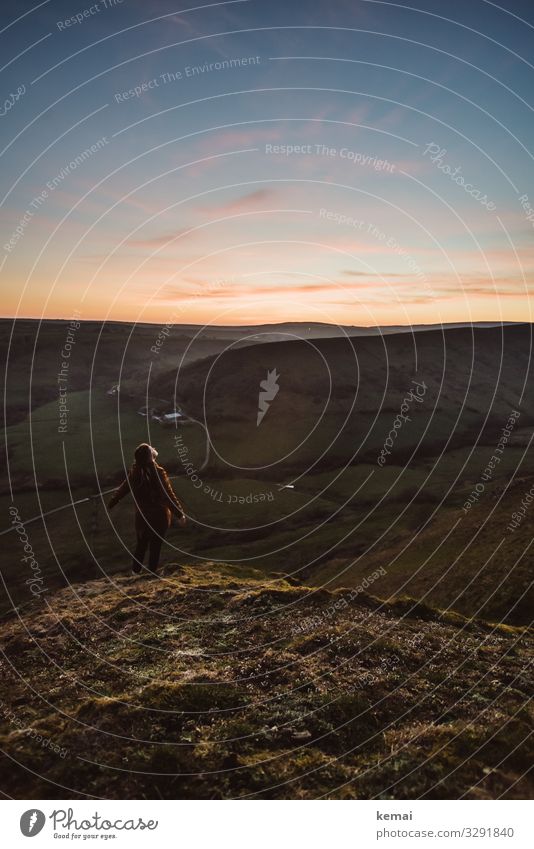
[2,321,533,626]
[155,323,534,473]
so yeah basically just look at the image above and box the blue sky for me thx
[1,0,533,325]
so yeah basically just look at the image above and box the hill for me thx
[2,322,533,625]
[4,317,484,426]
[155,323,534,472]
[303,466,534,626]
[0,564,531,799]
[0,318,261,427]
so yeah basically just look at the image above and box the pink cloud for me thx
[195,188,276,213]
[197,127,282,152]
[128,227,191,248]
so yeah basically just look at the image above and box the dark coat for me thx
[109,463,184,532]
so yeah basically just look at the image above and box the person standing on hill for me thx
[108,443,186,575]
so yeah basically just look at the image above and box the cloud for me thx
[206,128,281,148]
[195,188,276,213]
[129,267,534,317]
[128,227,191,249]
[342,270,417,278]
[151,279,333,301]
[341,270,373,276]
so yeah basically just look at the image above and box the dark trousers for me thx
[133,506,172,571]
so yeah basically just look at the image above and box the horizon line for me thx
[0,316,525,329]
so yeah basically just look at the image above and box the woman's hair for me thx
[134,443,158,466]
[132,443,160,491]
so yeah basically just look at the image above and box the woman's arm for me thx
[108,473,132,509]
[158,468,186,518]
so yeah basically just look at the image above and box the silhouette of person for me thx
[108,443,186,574]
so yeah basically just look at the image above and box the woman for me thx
[108,443,186,574]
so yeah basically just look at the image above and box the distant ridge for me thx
[0,317,523,335]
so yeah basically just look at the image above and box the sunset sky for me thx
[1,0,533,327]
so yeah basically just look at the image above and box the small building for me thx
[152,410,185,425]
[160,411,183,423]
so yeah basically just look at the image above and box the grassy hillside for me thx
[1,318,421,427]
[0,564,531,800]
[309,467,534,626]
[2,322,532,628]
[154,324,534,475]
[0,318,289,427]
[2,442,532,625]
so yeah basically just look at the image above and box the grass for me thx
[5,390,207,484]
[0,563,531,799]
[2,442,533,625]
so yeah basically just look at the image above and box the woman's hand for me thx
[177,512,187,527]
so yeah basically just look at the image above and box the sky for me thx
[1,0,533,327]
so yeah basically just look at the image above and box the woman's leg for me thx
[148,532,164,572]
[132,514,149,572]
[147,507,172,573]
[132,537,148,572]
